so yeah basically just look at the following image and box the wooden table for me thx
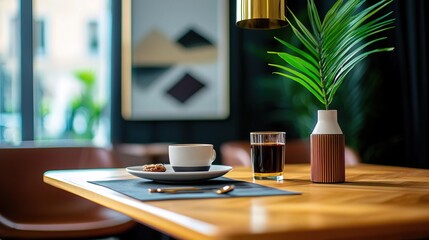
[43,164,429,240]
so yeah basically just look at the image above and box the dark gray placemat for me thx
[90,177,300,201]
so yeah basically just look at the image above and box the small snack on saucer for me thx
[142,164,166,172]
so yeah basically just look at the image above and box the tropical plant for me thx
[68,70,104,139]
[268,0,394,110]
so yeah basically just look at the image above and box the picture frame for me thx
[121,0,229,120]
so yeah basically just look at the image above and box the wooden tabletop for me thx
[43,164,429,240]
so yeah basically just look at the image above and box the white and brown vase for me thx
[310,110,345,183]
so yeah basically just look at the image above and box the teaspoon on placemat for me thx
[148,185,235,194]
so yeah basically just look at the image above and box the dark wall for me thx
[111,1,246,164]
[111,0,429,168]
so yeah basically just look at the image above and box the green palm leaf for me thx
[268,0,394,109]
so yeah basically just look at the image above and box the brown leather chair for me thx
[112,143,170,167]
[220,139,360,166]
[0,146,136,239]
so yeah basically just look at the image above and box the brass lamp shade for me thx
[236,0,287,29]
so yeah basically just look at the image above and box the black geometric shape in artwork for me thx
[132,66,170,88]
[166,73,205,103]
[176,29,213,49]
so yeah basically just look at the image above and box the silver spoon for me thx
[148,185,235,194]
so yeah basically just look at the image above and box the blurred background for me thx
[0,0,428,169]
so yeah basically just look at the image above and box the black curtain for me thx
[395,0,429,168]
[325,0,429,169]
[111,0,429,169]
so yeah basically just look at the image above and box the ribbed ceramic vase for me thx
[310,110,345,183]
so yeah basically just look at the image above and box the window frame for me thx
[20,0,34,141]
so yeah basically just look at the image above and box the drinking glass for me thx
[250,131,286,181]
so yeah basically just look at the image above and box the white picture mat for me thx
[122,0,229,120]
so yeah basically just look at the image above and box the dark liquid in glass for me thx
[251,143,285,173]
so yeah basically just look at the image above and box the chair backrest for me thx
[112,143,169,167]
[0,146,119,224]
[220,140,360,167]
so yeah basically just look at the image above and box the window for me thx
[34,19,46,55]
[0,0,111,145]
[88,20,99,54]
[0,0,19,143]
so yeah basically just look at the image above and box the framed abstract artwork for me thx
[121,0,229,120]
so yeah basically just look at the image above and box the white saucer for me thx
[126,165,233,183]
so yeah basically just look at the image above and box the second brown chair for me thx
[220,139,360,167]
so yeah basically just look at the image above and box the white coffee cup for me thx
[168,144,216,172]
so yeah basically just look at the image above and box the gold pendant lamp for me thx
[236,0,287,29]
